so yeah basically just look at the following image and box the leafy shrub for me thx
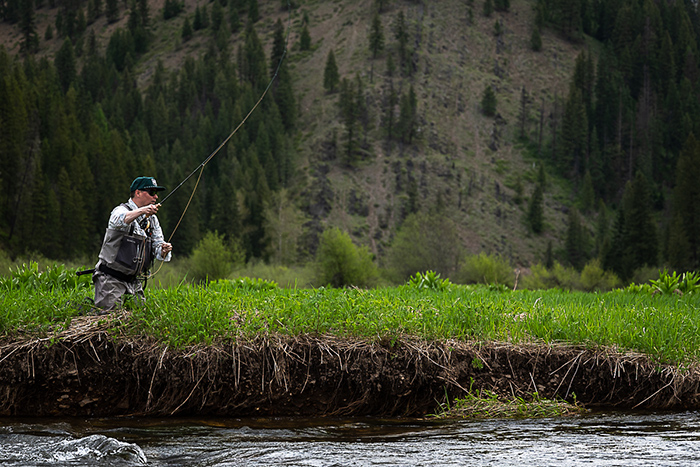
[188,231,244,283]
[522,262,579,290]
[408,270,452,291]
[579,259,621,291]
[315,228,377,288]
[458,252,513,287]
[649,269,700,295]
[384,212,462,282]
[523,260,621,291]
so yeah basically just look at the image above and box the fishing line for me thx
[148,1,293,279]
[159,3,293,207]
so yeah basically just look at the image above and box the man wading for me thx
[93,177,173,311]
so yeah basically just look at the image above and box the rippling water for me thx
[1,412,700,466]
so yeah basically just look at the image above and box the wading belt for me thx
[98,263,137,283]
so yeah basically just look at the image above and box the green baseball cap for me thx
[130,176,166,192]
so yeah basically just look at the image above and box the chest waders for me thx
[96,204,156,286]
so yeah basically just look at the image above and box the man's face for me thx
[134,188,159,207]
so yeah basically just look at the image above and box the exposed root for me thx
[0,317,699,417]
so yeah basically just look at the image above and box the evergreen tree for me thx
[565,207,587,270]
[299,23,311,51]
[481,84,497,117]
[55,39,77,92]
[494,0,509,12]
[527,182,544,234]
[338,77,359,164]
[229,6,241,33]
[240,23,267,91]
[670,134,700,269]
[19,0,39,55]
[270,18,286,75]
[579,170,595,212]
[368,12,385,82]
[397,85,417,145]
[193,5,204,30]
[381,82,398,144]
[559,85,587,177]
[211,0,224,32]
[181,16,193,41]
[483,0,494,17]
[544,239,554,269]
[105,0,119,23]
[530,27,542,51]
[323,49,339,93]
[274,64,296,130]
[518,87,530,139]
[248,0,259,23]
[615,172,659,278]
[393,11,408,71]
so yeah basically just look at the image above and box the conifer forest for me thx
[1,0,700,284]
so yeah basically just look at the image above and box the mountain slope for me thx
[0,0,586,269]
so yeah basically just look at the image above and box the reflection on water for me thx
[1,412,700,466]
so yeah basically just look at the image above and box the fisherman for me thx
[92,176,173,311]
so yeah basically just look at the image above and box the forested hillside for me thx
[2,0,700,285]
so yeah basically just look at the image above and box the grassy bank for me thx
[2,265,700,365]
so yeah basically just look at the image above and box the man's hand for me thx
[142,203,161,218]
[161,242,173,255]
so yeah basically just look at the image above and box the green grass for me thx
[432,382,586,419]
[3,264,700,364]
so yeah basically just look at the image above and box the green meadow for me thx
[2,263,700,365]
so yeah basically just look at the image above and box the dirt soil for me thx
[1,314,699,418]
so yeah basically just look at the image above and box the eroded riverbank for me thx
[1,313,699,417]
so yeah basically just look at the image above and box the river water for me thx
[1,411,699,466]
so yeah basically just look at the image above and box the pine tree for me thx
[241,23,267,91]
[494,0,509,12]
[299,24,311,51]
[483,0,494,17]
[248,0,259,23]
[527,182,544,234]
[481,84,497,117]
[193,5,204,30]
[229,6,241,33]
[338,77,358,164]
[105,0,119,23]
[182,16,193,41]
[368,12,384,82]
[274,64,296,131]
[621,172,659,274]
[396,85,417,145]
[579,170,595,212]
[323,49,339,93]
[393,11,408,71]
[19,0,39,55]
[55,39,77,92]
[565,207,587,270]
[518,87,530,139]
[559,85,588,177]
[670,134,700,269]
[530,27,542,51]
[211,0,224,32]
[270,18,286,75]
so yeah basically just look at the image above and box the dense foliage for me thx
[2,0,700,283]
[0,0,295,263]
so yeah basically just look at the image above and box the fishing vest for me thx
[98,203,155,278]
